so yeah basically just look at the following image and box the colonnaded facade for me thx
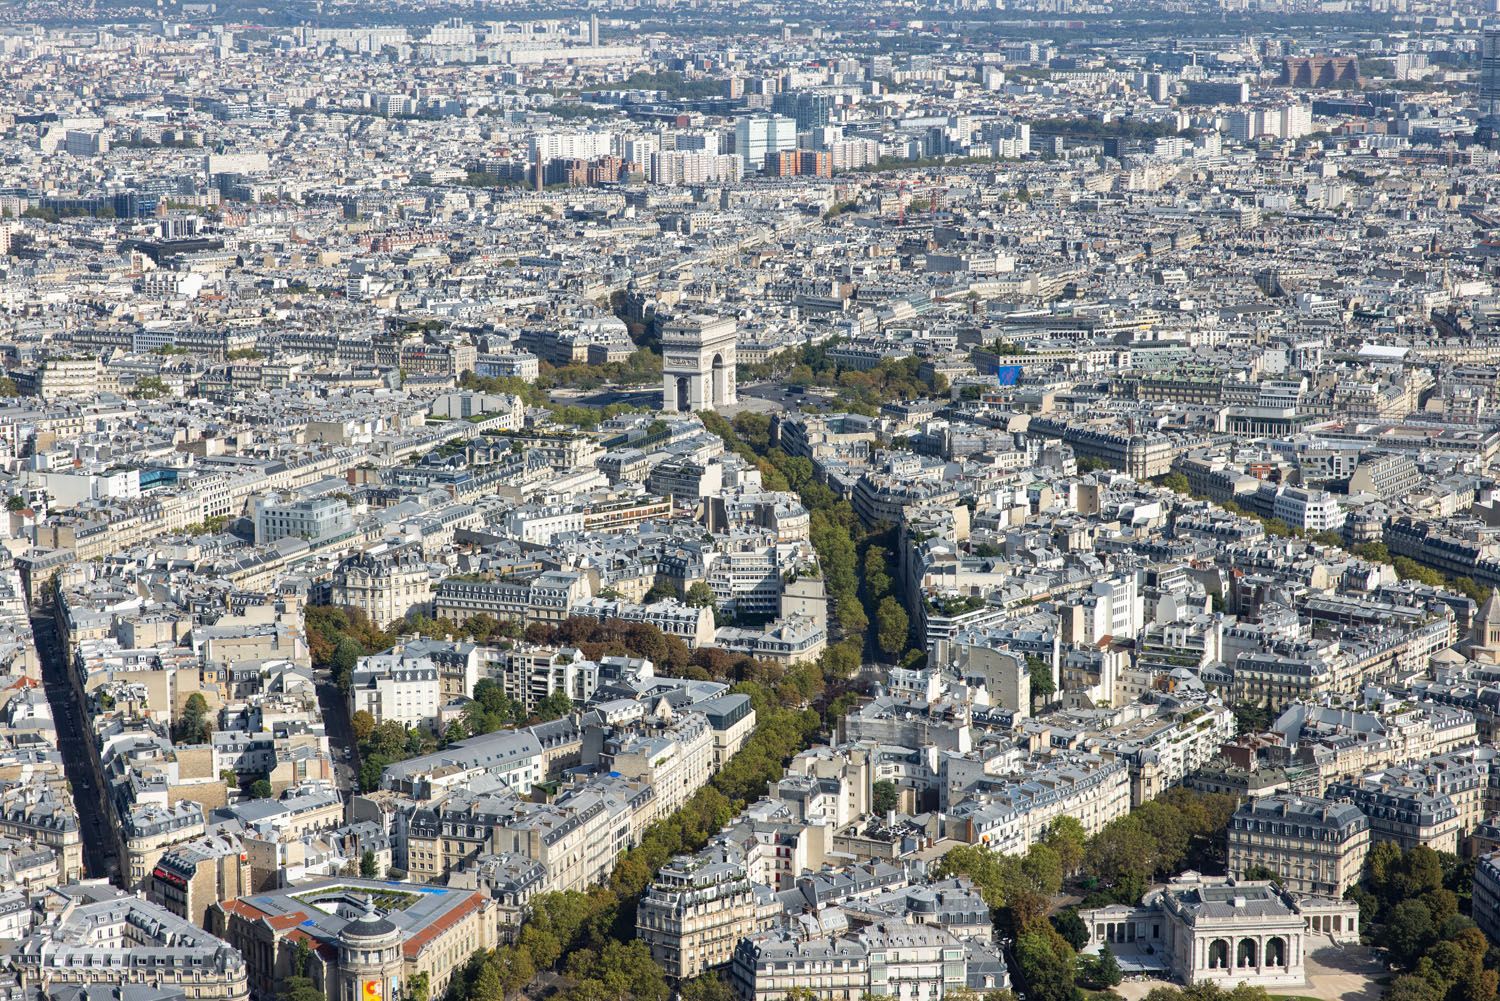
[1077,873,1360,989]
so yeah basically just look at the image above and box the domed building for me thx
[211,877,496,1001]
[338,897,404,1001]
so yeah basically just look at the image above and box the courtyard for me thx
[1110,944,1386,1001]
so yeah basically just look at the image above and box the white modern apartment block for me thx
[734,115,795,172]
[1273,487,1345,532]
[349,653,441,729]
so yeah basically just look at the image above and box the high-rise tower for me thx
[1479,28,1500,147]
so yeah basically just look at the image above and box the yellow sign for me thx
[362,979,384,1001]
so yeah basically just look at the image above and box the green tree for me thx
[1160,472,1190,494]
[1384,898,1438,967]
[1050,909,1089,951]
[471,960,503,1001]
[331,637,363,691]
[360,850,378,878]
[292,938,312,977]
[351,709,375,744]
[644,581,678,603]
[358,758,385,794]
[876,597,910,657]
[863,545,893,599]
[535,689,576,721]
[679,972,736,1001]
[1384,975,1443,1001]
[685,581,718,609]
[1095,945,1122,987]
[1392,557,1445,588]
[131,375,168,400]
[4,495,22,512]
[248,778,273,799]
[730,412,772,452]
[1027,655,1055,707]
[1042,816,1086,875]
[279,976,325,1001]
[1232,701,1271,735]
[931,844,1010,911]
[1013,929,1076,1001]
[872,780,900,815]
[1020,843,1064,896]
[173,692,212,745]
[1086,817,1155,889]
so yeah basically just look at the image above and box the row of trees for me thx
[460,347,660,398]
[703,410,900,672]
[538,347,661,391]
[439,633,844,1001]
[399,612,519,647]
[1348,541,1493,605]
[1139,985,1290,1001]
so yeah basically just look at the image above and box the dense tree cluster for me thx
[522,615,695,672]
[457,371,549,406]
[304,605,394,692]
[538,348,661,391]
[396,612,519,646]
[454,679,576,744]
[1081,788,1237,905]
[1140,984,1284,1001]
[352,715,436,793]
[455,370,653,428]
[738,342,948,416]
[935,791,1234,1001]
[1347,843,1493,1001]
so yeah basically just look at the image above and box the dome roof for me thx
[341,898,398,941]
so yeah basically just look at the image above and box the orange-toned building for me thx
[763,150,834,178]
[210,878,497,1001]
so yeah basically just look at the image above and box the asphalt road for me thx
[316,675,359,807]
[563,388,661,408]
[552,381,805,413]
[738,382,805,410]
[33,613,123,884]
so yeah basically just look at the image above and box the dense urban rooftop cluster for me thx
[5,2,1500,1001]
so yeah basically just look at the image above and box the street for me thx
[32,613,122,884]
[557,381,798,415]
[316,674,360,808]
